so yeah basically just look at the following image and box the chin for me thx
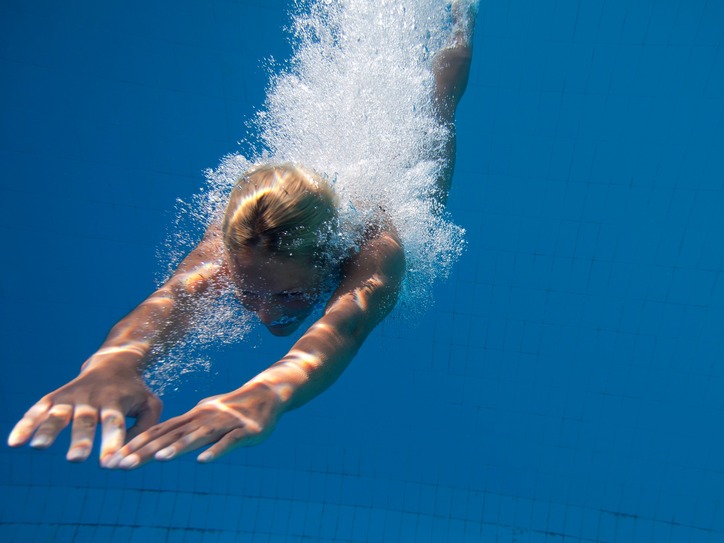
[266,322,301,337]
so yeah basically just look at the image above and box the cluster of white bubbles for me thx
[151,0,471,391]
[143,288,254,395]
[259,0,468,316]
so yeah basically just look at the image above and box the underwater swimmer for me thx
[8,0,476,468]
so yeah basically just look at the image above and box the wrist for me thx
[80,345,149,376]
[245,366,307,412]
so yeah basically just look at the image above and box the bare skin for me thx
[8,4,475,468]
[110,227,405,468]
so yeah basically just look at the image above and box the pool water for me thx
[2,0,724,541]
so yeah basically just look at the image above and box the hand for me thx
[7,364,162,467]
[107,381,284,469]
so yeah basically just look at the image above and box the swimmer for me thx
[8,0,477,469]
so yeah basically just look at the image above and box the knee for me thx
[433,47,472,117]
[434,46,472,73]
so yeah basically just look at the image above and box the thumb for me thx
[126,395,163,441]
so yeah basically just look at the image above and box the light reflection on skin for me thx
[7,0,475,467]
[99,407,126,461]
[247,271,390,403]
[9,221,406,470]
[107,231,404,469]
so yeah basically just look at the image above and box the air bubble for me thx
[158,0,470,359]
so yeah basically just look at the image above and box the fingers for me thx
[10,400,135,467]
[101,394,162,468]
[149,422,261,466]
[125,395,163,441]
[67,404,99,462]
[98,407,126,467]
[107,417,189,469]
[130,423,218,467]
[153,426,221,462]
[10,402,104,463]
[110,414,256,470]
[8,401,52,447]
[9,388,164,467]
[28,404,73,449]
[197,427,254,463]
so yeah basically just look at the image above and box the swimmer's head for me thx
[222,163,338,335]
[222,163,338,263]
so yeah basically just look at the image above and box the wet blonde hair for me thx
[222,163,338,261]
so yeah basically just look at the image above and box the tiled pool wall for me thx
[2,1,723,541]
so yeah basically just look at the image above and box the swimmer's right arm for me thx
[7,226,228,466]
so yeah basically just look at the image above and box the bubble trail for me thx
[210,0,466,316]
[155,0,472,389]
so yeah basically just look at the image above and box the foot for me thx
[449,0,478,47]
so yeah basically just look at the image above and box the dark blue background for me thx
[2,0,723,541]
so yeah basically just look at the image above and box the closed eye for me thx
[275,291,307,299]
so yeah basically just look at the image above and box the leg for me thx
[433,0,476,121]
[432,0,477,204]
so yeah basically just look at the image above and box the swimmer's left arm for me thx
[255,227,406,411]
[110,228,405,468]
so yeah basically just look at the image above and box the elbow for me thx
[329,271,403,345]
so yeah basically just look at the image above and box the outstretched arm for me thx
[255,227,406,410]
[8,227,228,466]
[109,228,406,468]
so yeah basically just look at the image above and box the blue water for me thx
[2,0,724,541]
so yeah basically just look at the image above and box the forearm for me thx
[81,285,196,374]
[82,234,226,374]
[248,231,405,412]
[248,313,363,411]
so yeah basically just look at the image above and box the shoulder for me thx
[340,218,405,285]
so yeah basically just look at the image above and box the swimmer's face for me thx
[229,248,325,336]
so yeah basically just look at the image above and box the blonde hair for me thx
[222,163,338,261]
